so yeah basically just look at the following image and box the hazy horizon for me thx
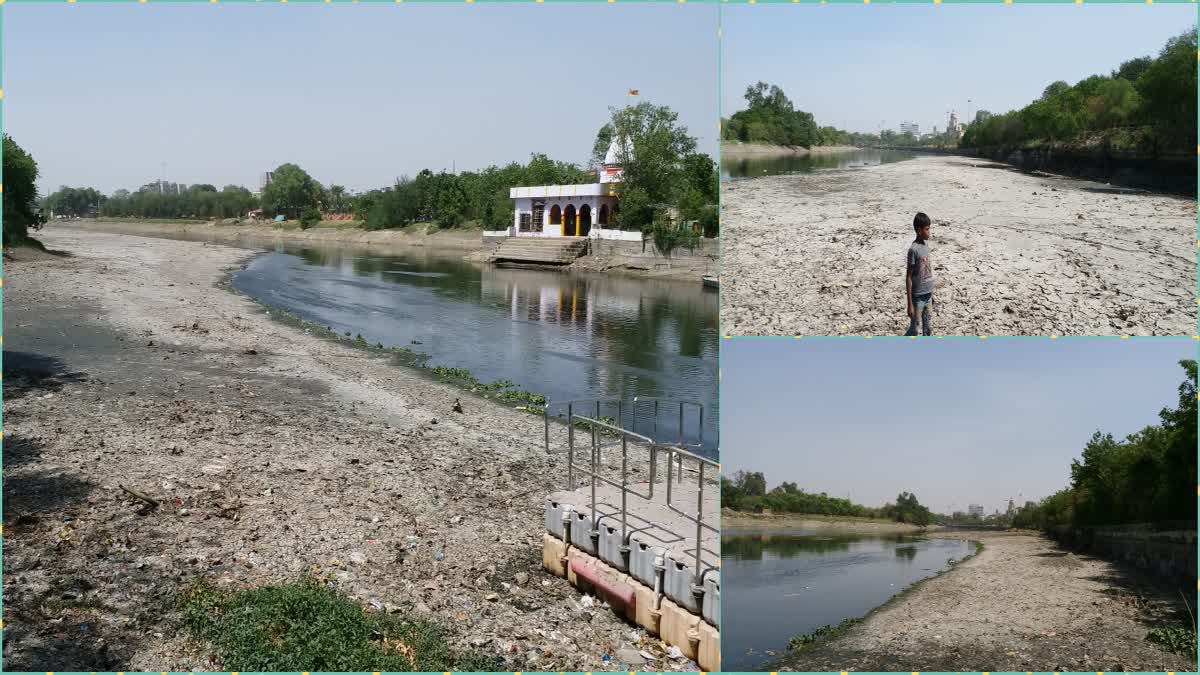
[722,5,1194,136]
[5,4,717,195]
[722,339,1196,515]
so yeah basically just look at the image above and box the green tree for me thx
[1135,28,1197,148]
[327,185,351,214]
[261,163,323,220]
[1113,56,1153,82]
[3,135,46,246]
[605,101,700,233]
[44,186,105,218]
[299,206,322,230]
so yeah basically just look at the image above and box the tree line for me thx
[961,29,1196,152]
[722,471,934,526]
[43,102,718,242]
[92,185,260,221]
[721,82,964,151]
[721,82,854,148]
[1009,360,1196,532]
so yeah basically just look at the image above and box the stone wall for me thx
[971,146,1195,196]
[1052,522,1196,586]
[588,236,718,261]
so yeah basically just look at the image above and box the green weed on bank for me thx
[1146,626,1196,657]
[180,579,495,671]
[786,617,862,652]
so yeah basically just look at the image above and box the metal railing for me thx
[543,397,718,577]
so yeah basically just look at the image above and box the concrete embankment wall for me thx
[1051,522,1196,587]
[971,145,1195,195]
[482,235,718,261]
[587,237,718,262]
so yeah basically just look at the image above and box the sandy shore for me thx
[721,511,931,534]
[721,155,1196,335]
[776,531,1192,671]
[2,229,693,671]
[722,142,860,158]
[70,220,714,282]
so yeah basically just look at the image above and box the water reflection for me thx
[721,148,916,180]
[721,529,972,670]
[232,243,719,451]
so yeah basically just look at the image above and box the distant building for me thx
[260,171,274,192]
[899,121,920,136]
[968,504,984,518]
[947,111,965,140]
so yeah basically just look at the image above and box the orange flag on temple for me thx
[628,89,639,96]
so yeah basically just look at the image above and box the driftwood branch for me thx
[119,484,160,508]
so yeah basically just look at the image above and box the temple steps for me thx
[488,237,588,266]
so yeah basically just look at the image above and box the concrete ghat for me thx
[541,480,720,671]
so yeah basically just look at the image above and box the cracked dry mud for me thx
[721,155,1196,336]
[2,228,694,672]
[777,531,1193,672]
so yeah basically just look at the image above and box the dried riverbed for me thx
[721,155,1196,336]
[777,531,1192,671]
[2,228,694,671]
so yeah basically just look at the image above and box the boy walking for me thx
[905,212,934,336]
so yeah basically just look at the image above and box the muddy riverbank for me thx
[1,229,695,671]
[70,220,714,282]
[721,154,1196,336]
[776,531,1192,671]
[721,511,932,534]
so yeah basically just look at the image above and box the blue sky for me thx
[722,5,1195,135]
[4,4,717,194]
[722,338,1197,514]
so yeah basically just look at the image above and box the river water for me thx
[721,148,915,180]
[230,243,719,452]
[721,528,975,670]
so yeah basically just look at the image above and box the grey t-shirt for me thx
[907,240,934,296]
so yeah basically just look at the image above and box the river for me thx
[229,242,719,453]
[721,528,975,670]
[721,148,914,180]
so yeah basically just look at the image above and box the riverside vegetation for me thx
[40,102,718,254]
[723,28,1195,156]
[721,471,935,527]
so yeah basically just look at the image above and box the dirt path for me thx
[777,531,1192,671]
[2,229,692,672]
[721,155,1196,336]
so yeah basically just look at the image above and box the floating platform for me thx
[540,399,719,671]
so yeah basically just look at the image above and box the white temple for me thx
[505,137,642,241]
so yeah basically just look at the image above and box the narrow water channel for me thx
[721,148,915,180]
[721,529,975,670]
[230,242,719,453]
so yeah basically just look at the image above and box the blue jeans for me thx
[905,293,933,336]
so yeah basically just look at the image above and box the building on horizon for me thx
[947,111,965,140]
[968,503,984,518]
[260,171,274,192]
[899,121,919,136]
